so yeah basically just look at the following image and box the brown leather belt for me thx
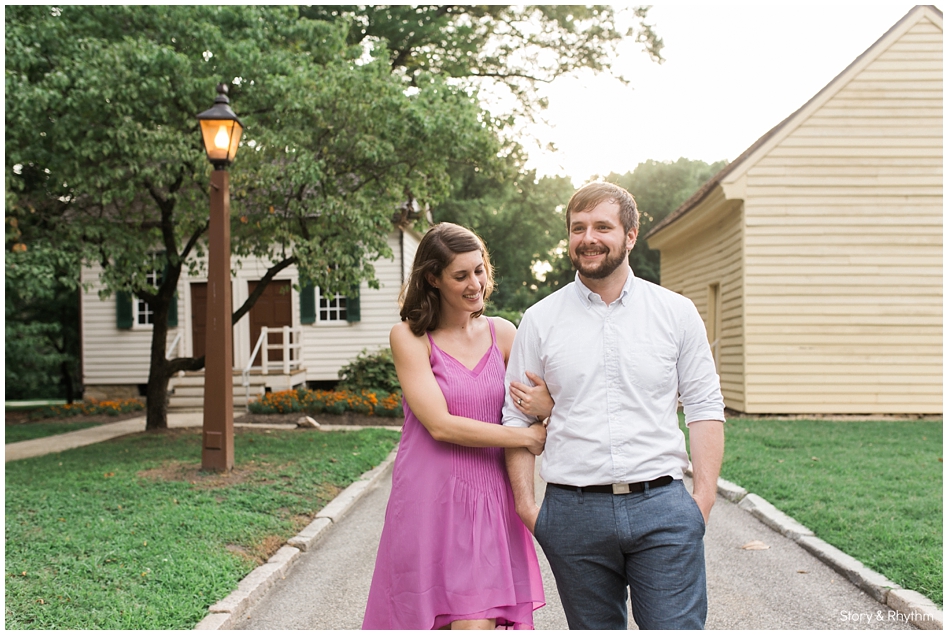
[548,475,674,495]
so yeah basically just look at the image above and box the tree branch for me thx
[179,221,209,262]
[167,354,206,375]
[467,70,554,83]
[231,255,297,325]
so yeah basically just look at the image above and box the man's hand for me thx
[517,503,541,535]
[524,422,547,456]
[691,491,715,525]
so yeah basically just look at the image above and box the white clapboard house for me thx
[81,228,420,409]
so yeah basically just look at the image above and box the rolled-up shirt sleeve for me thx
[502,310,542,428]
[677,300,726,426]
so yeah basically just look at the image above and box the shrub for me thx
[337,348,400,395]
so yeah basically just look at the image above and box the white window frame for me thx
[318,289,348,323]
[134,269,160,328]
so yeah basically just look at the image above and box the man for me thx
[503,181,725,630]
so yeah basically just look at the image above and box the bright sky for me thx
[519,1,932,183]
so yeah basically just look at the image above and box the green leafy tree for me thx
[6,5,497,429]
[6,5,666,429]
[5,222,83,402]
[302,5,664,117]
[433,162,575,312]
[606,158,727,283]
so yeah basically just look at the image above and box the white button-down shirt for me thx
[503,271,725,486]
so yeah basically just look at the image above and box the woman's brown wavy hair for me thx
[399,223,494,336]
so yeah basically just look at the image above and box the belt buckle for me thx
[612,483,630,494]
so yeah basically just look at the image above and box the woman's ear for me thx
[425,273,439,289]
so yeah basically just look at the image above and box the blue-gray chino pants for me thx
[534,479,707,630]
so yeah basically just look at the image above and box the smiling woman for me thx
[363,223,553,630]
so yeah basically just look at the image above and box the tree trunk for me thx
[61,359,75,404]
[145,290,172,430]
[145,369,172,430]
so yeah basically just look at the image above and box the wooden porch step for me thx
[167,369,307,412]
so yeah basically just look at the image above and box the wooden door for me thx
[249,280,293,364]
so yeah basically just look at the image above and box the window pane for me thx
[136,269,159,325]
[317,290,347,323]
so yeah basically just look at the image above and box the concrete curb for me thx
[715,476,748,503]
[737,494,815,541]
[887,589,945,630]
[194,448,398,630]
[196,546,302,630]
[796,535,896,604]
[689,466,943,630]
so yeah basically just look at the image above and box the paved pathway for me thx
[238,463,915,630]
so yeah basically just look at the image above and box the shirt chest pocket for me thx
[624,340,678,394]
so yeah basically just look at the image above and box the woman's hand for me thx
[524,421,547,456]
[510,371,554,421]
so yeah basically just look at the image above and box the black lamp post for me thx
[196,83,243,472]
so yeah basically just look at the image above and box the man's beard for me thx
[570,246,628,280]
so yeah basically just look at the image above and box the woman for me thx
[363,223,551,630]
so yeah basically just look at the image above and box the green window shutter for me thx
[300,284,316,324]
[346,288,361,323]
[116,291,133,329]
[168,292,178,327]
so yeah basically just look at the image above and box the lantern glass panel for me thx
[226,123,243,162]
[200,119,243,163]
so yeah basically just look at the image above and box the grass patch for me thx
[6,420,109,444]
[6,401,67,411]
[684,416,942,606]
[5,426,400,629]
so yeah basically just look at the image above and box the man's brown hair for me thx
[566,182,639,234]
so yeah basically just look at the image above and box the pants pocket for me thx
[533,496,549,543]
[681,486,707,536]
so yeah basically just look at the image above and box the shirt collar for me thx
[573,269,636,307]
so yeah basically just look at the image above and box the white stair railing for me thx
[243,327,268,411]
[241,326,305,410]
[165,331,183,359]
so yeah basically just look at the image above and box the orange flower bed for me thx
[249,388,403,418]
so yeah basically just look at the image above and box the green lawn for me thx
[5,426,400,629]
[685,416,942,607]
[6,420,109,444]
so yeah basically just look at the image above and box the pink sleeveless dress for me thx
[362,318,545,629]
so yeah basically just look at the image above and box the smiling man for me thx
[503,181,725,630]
